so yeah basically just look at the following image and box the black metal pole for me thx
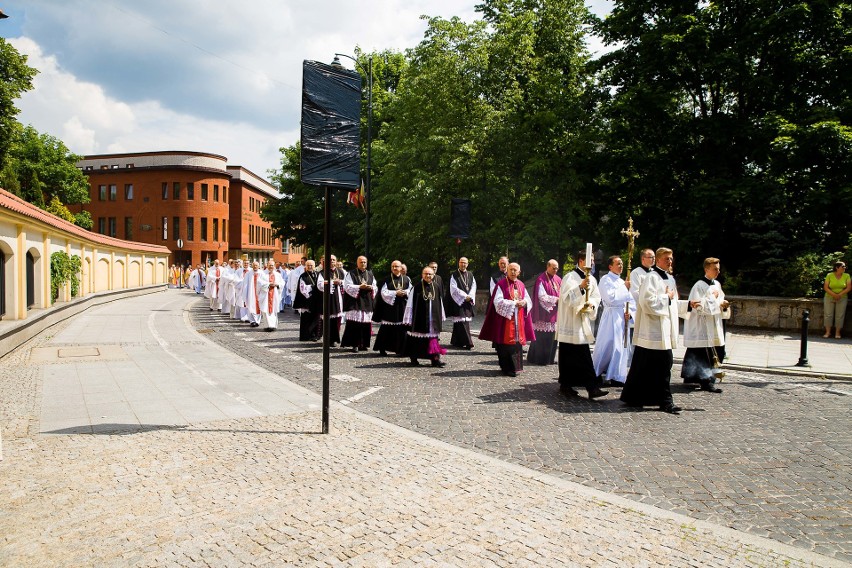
[365,56,372,261]
[322,186,332,433]
[796,309,810,367]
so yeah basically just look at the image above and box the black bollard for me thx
[796,309,810,367]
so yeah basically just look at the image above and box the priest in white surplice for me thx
[258,261,283,331]
[680,257,730,393]
[592,256,634,386]
[555,251,608,400]
[242,261,263,327]
[204,260,223,311]
[620,247,688,414]
[287,257,307,317]
[447,257,477,349]
[218,259,236,316]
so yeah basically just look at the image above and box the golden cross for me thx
[620,217,640,277]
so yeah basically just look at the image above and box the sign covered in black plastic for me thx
[300,60,362,190]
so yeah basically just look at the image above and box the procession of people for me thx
[185,233,731,415]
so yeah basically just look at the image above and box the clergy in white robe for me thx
[258,261,283,331]
[621,248,688,414]
[204,260,223,310]
[592,256,635,385]
[233,261,251,321]
[188,265,206,294]
[241,261,263,327]
[681,257,730,392]
[287,257,307,316]
[555,252,608,400]
[219,260,236,315]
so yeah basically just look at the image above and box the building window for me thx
[214,185,219,202]
[213,219,218,241]
[162,217,168,240]
[173,217,180,241]
[125,217,133,240]
[110,164,119,169]
[187,182,194,200]
[282,239,289,254]
[124,184,134,200]
[99,185,107,201]
[173,182,180,200]
[162,182,168,200]
[223,219,227,241]
[108,217,117,238]
[201,183,208,201]
[126,163,134,168]
[187,217,194,241]
[223,187,227,203]
[109,184,117,201]
[85,165,94,171]
[200,218,207,241]
[98,217,106,234]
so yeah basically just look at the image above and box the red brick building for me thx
[74,151,305,267]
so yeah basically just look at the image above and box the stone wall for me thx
[726,295,850,334]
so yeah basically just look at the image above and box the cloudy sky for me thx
[2,0,611,181]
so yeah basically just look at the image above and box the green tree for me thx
[0,38,38,170]
[372,1,595,278]
[590,0,852,293]
[261,142,364,265]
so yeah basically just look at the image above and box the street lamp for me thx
[331,53,372,263]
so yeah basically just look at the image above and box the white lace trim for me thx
[451,317,473,323]
[378,321,407,326]
[534,322,557,332]
[407,331,439,338]
[343,310,373,323]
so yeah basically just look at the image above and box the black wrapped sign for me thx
[300,60,362,190]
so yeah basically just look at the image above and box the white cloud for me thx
[5,0,612,180]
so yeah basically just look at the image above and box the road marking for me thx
[332,374,361,382]
[149,309,262,416]
[304,363,323,371]
[340,386,384,405]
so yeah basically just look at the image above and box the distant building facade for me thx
[74,151,306,267]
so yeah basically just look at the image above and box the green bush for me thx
[50,251,82,301]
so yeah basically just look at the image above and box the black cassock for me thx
[293,272,321,341]
[446,270,476,349]
[372,274,411,355]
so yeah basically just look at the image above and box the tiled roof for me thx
[0,188,171,254]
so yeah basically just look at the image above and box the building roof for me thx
[0,188,171,254]
[226,165,279,199]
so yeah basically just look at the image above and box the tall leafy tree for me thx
[0,38,37,170]
[591,0,852,291]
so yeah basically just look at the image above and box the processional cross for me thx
[620,217,640,347]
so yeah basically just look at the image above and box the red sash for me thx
[253,273,260,314]
[267,272,275,313]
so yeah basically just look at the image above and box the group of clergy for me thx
[190,246,730,415]
[200,258,286,331]
[485,247,730,415]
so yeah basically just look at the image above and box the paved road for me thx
[190,297,852,563]
[0,290,847,567]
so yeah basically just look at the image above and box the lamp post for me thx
[331,53,372,262]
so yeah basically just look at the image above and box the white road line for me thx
[304,363,323,371]
[340,386,384,406]
[149,309,262,416]
[332,374,361,382]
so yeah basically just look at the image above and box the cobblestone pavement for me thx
[0,291,847,567]
[189,298,852,563]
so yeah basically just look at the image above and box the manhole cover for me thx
[58,347,101,358]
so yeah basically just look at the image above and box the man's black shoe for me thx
[660,404,682,414]
[431,360,446,368]
[560,386,580,397]
[588,388,609,400]
[700,381,722,393]
[410,359,421,366]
